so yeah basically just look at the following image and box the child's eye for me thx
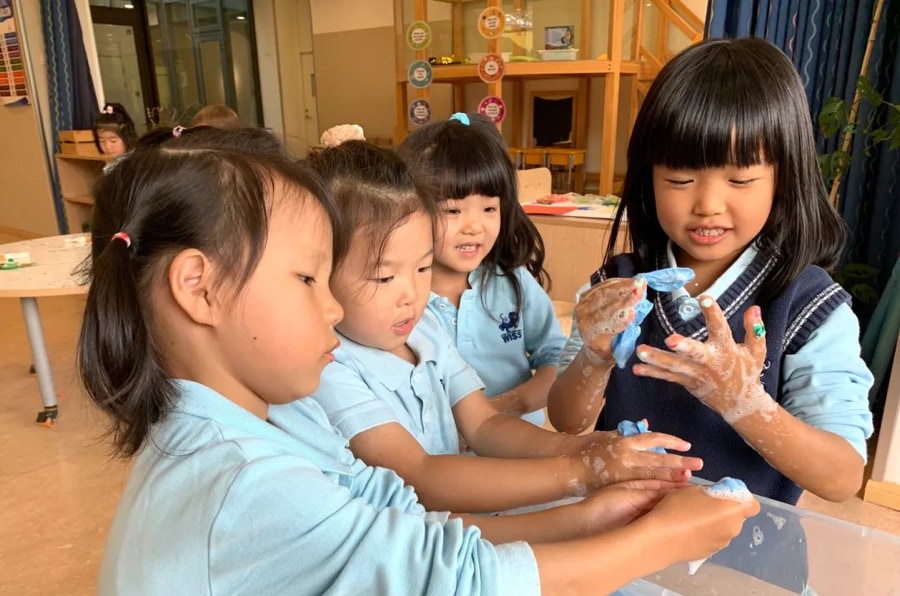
[443,208,461,215]
[417,265,432,273]
[371,276,394,284]
[665,179,692,186]
[297,274,316,286]
[484,206,498,213]
[730,178,756,186]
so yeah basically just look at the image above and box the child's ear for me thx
[167,249,218,326]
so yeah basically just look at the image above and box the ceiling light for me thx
[236,15,246,20]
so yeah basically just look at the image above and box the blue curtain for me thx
[40,0,99,233]
[706,1,900,411]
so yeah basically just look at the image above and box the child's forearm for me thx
[409,455,581,513]
[547,349,614,434]
[731,401,865,501]
[530,519,677,594]
[467,409,582,458]
[489,366,557,417]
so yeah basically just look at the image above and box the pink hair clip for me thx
[172,126,185,138]
[111,232,132,248]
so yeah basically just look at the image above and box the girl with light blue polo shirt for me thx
[78,127,758,595]
[303,139,718,518]
[548,38,874,509]
[398,113,564,428]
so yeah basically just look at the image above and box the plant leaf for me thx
[818,97,848,138]
[890,125,900,151]
[858,76,883,108]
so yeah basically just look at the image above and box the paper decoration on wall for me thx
[0,0,28,106]
[409,99,431,125]
[407,60,433,89]
[478,95,506,124]
[477,53,504,84]
[478,6,505,39]
[406,21,432,51]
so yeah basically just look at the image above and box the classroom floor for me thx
[1,234,899,595]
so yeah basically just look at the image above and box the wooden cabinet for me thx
[56,154,109,233]
[530,214,629,302]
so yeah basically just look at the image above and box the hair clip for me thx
[104,105,114,114]
[111,232,132,248]
[449,112,470,126]
[172,126,185,138]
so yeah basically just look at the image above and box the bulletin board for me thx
[0,0,28,106]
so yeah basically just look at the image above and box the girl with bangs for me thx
[549,37,873,508]
[399,113,565,428]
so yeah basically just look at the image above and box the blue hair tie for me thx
[449,112,470,125]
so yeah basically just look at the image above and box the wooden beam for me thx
[575,77,589,150]
[454,83,466,113]
[666,0,704,32]
[600,0,624,195]
[512,79,523,147]
[640,47,663,72]
[581,0,593,58]
[395,81,408,145]
[656,0,668,59]
[452,1,464,58]
[634,0,645,62]
[650,0,701,43]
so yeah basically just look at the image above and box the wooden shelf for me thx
[55,153,110,162]
[63,195,95,206]
[399,60,642,83]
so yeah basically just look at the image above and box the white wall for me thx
[310,0,393,34]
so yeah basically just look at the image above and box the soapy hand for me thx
[575,277,647,365]
[576,480,671,535]
[634,298,776,424]
[572,429,703,492]
[617,419,666,454]
[687,477,755,574]
[640,483,759,563]
[577,268,695,369]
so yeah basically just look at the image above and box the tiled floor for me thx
[1,236,899,595]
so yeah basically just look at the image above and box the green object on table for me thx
[0,261,36,270]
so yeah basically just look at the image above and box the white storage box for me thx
[538,48,579,61]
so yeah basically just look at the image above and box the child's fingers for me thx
[635,345,707,380]
[633,448,704,472]
[698,295,735,345]
[662,334,707,360]
[626,431,695,454]
[742,306,768,367]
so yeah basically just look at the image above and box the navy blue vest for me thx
[591,251,850,504]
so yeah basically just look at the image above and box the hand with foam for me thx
[575,277,647,367]
[634,297,776,424]
[687,477,755,575]
[637,479,759,567]
[572,428,702,490]
[577,268,694,369]
[617,419,667,454]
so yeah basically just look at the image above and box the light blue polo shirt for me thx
[428,266,566,426]
[310,309,485,455]
[99,380,539,595]
[558,243,874,461]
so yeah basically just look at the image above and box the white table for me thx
[0,234,90,424]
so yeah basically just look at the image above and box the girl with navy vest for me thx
[548,38,874,508]
[398,113,564,428]
[79,127,757,594]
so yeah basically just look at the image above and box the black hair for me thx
[77,127,337,458]
[397,113,549,314]
[305,140,434,274]
[606,37,845,302]
[93,102,138,153]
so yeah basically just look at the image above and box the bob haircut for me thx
[605,37,845,302]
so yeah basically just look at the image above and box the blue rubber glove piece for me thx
[616,419,666,453]
[609,267,695,368]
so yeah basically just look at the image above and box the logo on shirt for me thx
[498,311,522,343]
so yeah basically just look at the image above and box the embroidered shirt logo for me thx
[498,311,522,343]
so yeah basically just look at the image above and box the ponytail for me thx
[77,235,172,457]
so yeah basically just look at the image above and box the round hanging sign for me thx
[406,21,432,51]
[407,60,433,89]
[478,7,505,39]
[478,95,506,123]
[409,99,432,125]
[478,53,505,83]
